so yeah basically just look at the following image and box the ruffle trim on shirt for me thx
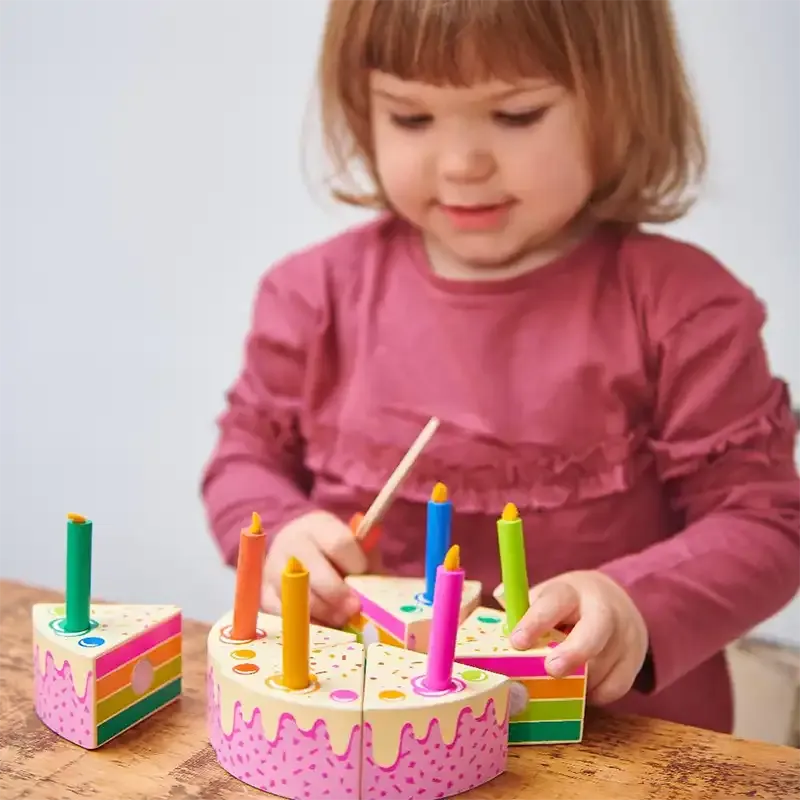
[303,382,797,514]
[647,380,797,482]
[304,422,655,515]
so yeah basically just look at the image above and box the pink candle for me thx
[425,545,465,691]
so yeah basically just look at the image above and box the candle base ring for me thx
[219,624,266,645]
[413,592,433,608]
[49,617,99,637]
[265,673,320,695]
[410,674,466,698]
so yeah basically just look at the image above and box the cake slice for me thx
[361,643,509,799]
[32,602,182,748]
[343,575,481,652]
[454,607,587,744]
[207,611,364,799]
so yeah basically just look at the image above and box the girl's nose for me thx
[438,144,495,184]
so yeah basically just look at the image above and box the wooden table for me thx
[2,579,798,799]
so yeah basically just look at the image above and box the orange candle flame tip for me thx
[249,511,262,534]
[443,544,460,571]
[431,482,448,503]
[501,502,519,522]
[67,513,86,524]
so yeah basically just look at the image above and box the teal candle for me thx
[64,513,92,633]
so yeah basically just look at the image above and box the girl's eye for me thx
[493,107,549,127]
[389,113,433,130]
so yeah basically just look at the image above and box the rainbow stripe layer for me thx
[94,612,182,744]
[32,603,182,749]
[454,607,587,745]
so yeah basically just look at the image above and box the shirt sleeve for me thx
[200,258,323,567]
[600,246,800,694]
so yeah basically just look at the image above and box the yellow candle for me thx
[281,556,310,690]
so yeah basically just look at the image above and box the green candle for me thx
[497,502,530,632]
[64,512,92,633]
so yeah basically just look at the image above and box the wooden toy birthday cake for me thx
[208,420,588,798]
[33,513,182,749]
[207,516,511,800]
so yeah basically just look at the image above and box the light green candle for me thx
[497,502,530,632]
[64,512,92,633]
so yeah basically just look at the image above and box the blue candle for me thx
[423,482,452,605]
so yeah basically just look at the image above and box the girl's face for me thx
[370,72,594,275]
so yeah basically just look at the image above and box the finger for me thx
[271,533,354,609]
[301,545,361,614]
[314,519,369,576]
[268,554,353,628]
[261,582,282,616]
[511,581,579,649]
[545,601,614,677]
[492,583,506,610]
[585,650,617,696]
[588,652,633,706]
[309,588,354,629]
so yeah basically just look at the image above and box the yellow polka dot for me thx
[378,690,406,701]
[231,649,256,660]
[52,605,65,616]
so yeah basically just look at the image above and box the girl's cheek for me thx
[378,161,431,215]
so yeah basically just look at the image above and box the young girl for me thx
[201,0,799,735]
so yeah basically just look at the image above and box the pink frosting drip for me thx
[363,700,509,800]
[207,668,361,798]
[207,669,508,800]
[33,646,94,748]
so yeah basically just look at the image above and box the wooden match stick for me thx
[354,416,440,542]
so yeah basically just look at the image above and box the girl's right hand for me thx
[261,510,372,629]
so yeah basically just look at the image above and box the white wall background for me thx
[1,0,798,644]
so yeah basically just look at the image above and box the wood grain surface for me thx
[2,578,798,799]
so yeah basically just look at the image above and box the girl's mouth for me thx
[437,200,515,231]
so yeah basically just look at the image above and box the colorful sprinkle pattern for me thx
[207,667,509,800]
[33,647,94,749]
[362,700,508,798]
[208,669,362,798]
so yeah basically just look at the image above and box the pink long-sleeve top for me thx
[201,214,800,734]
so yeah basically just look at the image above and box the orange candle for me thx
[349,512,381,554]
[281,556,310,690]
[230,512,266,641]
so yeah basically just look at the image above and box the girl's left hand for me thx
[508,570,649,705]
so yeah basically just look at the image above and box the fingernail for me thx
[511,629,529,649]
[546,654,566,677]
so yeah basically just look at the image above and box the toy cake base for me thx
[33,602,182,748]
[207,611,510,799]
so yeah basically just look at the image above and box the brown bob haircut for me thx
[317,0,706,225]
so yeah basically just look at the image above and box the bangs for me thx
[349,0,576,87]
[319,0,707,224]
